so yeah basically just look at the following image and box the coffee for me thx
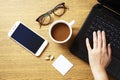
[51,23,70,41]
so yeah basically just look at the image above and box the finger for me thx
[93,31,98,48]
[97,30,102,48]
[107,43,111,59]
[86,38,92,51]
[102,31,106,48]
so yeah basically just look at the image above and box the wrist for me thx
[91,67,108,80]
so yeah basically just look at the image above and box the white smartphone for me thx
[8,21,48,56]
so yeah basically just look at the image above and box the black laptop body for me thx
[70,0,120,79]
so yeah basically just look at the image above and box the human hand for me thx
[86,30,111,80]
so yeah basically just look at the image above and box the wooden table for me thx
[0,0,115,80]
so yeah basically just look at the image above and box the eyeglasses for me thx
[36,2,68,28]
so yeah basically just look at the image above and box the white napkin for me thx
[52,54,73,76]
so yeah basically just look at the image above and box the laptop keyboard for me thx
[85,15,120,50]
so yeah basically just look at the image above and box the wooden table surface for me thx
[0,0,115,80]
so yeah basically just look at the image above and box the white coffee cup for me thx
[49,20,75,43]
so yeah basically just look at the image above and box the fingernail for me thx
[86,38,88,40]
[108,43,111,47]
[102,30,105,33]
[102,31,104,35]
[98,30,100,32]
[93,31,96,35]
[93,31,96,33]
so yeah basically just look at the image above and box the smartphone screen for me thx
[9,22,48,56]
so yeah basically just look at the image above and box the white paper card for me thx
[52,54,73,76]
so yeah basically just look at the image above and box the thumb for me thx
[86,38,92,52]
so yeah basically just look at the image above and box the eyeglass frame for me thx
[36,2,68,28]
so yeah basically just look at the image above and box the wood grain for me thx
[0,0,115,80]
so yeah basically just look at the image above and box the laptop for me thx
[70,0,120,79]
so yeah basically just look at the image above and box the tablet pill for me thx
[50,55,54,61]
[45,56,50,61]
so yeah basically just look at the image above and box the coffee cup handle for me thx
[69,20,75,27]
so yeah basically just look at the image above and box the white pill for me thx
[50,55,54,61]
[45,56,50,61]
